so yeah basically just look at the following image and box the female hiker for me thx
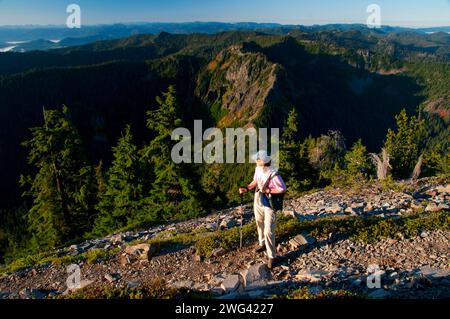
[239,150,287,269]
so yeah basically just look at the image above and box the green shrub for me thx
[277,287,363,299]
[194,234,220,257]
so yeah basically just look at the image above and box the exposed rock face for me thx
[197,45,286,127]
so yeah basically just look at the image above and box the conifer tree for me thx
[344,139,373,180]
[91,125,148,236]
[384,109,426,179]
[279,108,317,193]
[20,106,95,251]
[141,86,204,221]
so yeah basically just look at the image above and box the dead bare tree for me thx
[411,154,424,181]
[370,148,392,180]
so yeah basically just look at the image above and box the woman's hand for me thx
[239,187,248,194]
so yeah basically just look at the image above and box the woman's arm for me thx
[240,180,257,193]
[247,180,257,190]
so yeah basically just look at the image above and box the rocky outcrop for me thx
[197,45,287,127]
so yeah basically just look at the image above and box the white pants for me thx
[254,192,276,259]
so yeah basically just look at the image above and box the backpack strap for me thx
[261,171,279,193]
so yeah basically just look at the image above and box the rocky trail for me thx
[0,178,449,299]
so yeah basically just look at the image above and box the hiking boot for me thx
[267,258,276,270]
[255,245,265,253]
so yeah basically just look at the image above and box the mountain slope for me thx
[0,179,449,299]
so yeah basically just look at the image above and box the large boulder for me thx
[240,264,271,289]
[120,243,156,266]
[221,275,242,294]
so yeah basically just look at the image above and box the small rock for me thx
[110,234,123,244]
[325,204,343,213]
[425,203,439,212]
[221,275,241,293]
[119,253,131,266]
[105,273,120,283]
[194,254,204,262]
[410,201,423,210]
[295,269,327,283]
[211,247,226,257]
[62,279,94,295]
[425,190,438,197]
[283,210,297,218]
[435,185,450,194]
[209,274,226,286]
[172,280,194,289]
[345,207,359,216]
[289,233,316,249]
[127,281,140,290]
[204,222,218,231]
[219,218,237,230]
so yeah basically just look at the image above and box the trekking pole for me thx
[239,192,244,249]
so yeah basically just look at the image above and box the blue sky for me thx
[0,0,448,27]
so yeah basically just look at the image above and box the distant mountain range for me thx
[1,22,450,52]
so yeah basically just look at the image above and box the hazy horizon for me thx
[0,21,449,29]
[0,0,449,28]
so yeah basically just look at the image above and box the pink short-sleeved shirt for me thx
[253,167,287,193]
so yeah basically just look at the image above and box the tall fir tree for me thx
[279,108,317,193]
[91,125,149,236]
[141,86,204,221]
[20,106,96,251]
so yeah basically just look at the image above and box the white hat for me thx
[251,150,272,163]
